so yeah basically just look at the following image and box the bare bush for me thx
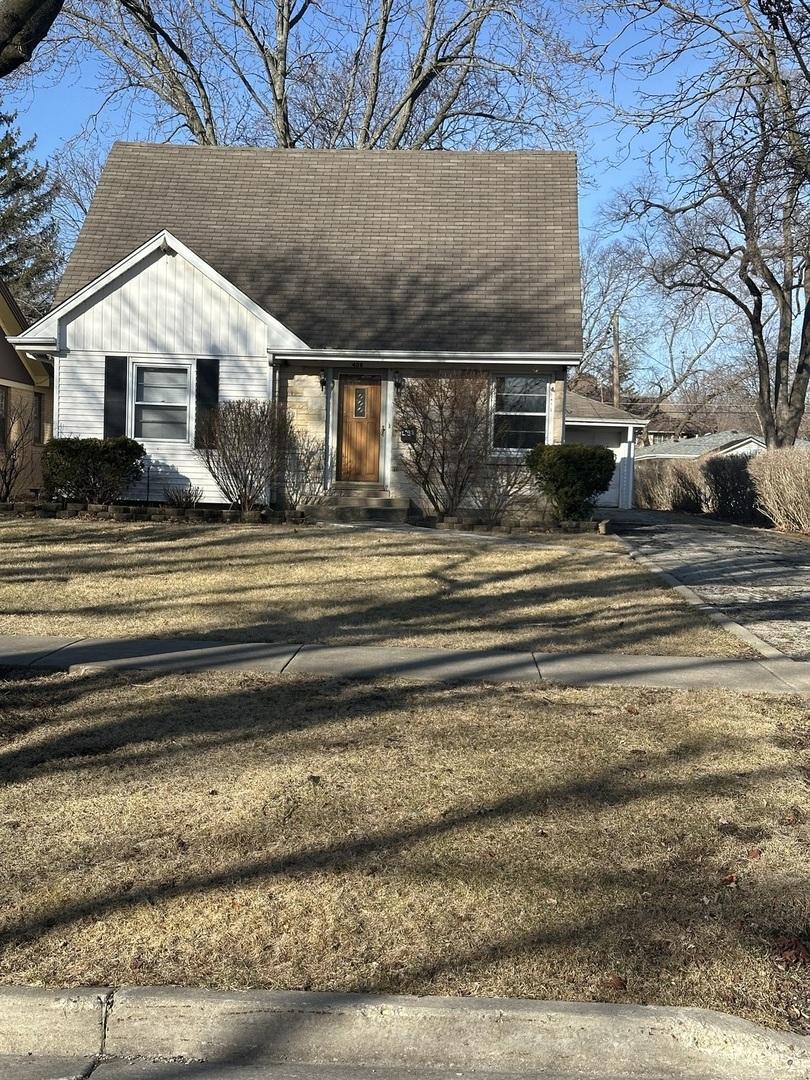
[750,449,810,533]
[634,459,672,510]
[284,430,325,509]
[395,375,491,518]
[668,461,706,514]
[196,400,292,512]
[163,484,204,509]
[0,394,35,501]
[701,456,760,524]
[470,460,535,527]
[634,458,707,513]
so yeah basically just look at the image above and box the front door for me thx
[337,378,382,482]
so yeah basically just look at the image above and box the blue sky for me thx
[5,19,655,238]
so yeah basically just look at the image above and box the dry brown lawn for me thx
[0,519,744,655]
[0,667,807,1031]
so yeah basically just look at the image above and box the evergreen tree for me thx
[0,111,61,321]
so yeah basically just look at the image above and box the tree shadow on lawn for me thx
[0,663,807,1056]
[0,524,727,655]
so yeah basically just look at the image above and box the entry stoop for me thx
[307,486,417,524]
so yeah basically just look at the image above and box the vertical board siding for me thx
[62,249,271,357]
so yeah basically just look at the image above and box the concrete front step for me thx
[321,494,409,507]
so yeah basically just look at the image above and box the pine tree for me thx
[0,112,61,321]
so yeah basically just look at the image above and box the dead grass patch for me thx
[0,520,743,655]
[0,667,807,1031]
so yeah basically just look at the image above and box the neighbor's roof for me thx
[565,390,645,424]
[56,143,582,354]
[636,431,765,459]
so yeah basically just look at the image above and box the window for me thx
[133,365,190,441]
[0,385,6,450]
[492,376,549,451]
[354,388,367,418]
[33,392,44,444]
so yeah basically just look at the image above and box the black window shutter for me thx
[103,356,128,438]
[195,357,219,448]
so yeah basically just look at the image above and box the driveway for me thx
[615,511,810,659]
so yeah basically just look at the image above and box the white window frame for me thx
[490,374,551,457]
[128,359,194,445]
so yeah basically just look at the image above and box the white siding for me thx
[55,352,270,503]
[62,249,271,357]
[56,353,106,438]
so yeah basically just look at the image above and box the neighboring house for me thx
[10,142,637,511]
[0,280,52,499]
[636,431,768,462]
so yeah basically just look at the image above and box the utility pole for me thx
[611,311,621,408]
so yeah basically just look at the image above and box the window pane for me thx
[495,376,548,414]
[134,404,188,440]
[493,413,546,450]
[354,388,367,418]
[34,393,43,443]
[136,367,188,404]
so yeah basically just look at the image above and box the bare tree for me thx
[196,399,292,511]
[40,0,584,151]
[52,136,105,244]
[0,0,63,77]
[0,393,35,500]
[620,88,810,447]
[592,0,810,182]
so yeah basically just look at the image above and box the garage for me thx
[563,391,647,510]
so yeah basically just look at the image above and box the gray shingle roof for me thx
[565,390,643,423]
[57,143,582,354]
[636,431,765,459]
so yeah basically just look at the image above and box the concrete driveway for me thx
[614,511,810,660]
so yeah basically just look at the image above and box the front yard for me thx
[0,668,807,1031]
[0,519,745,656]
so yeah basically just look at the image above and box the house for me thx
[636,430,768,462]
[10,142,640,512]
[0,279,52,499]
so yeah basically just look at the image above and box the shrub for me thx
[41,437,146,503]
[634,459,672,510]
[701,455,761,523]
[668,461,706,514]
[284,429,326,509]
[525,443,615,520]
[470,459,535,526]
[750,448,810,532]
[196,400,292,512]
[395,375,491,517]
[163,484,204,509]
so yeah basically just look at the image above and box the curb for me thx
[615,535,788,661]
[0,986,808,1078]
[0,985,112,1056]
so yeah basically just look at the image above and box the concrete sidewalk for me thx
[1,632,810,692]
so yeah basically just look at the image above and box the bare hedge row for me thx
[635,447,810,532]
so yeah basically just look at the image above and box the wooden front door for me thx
[337,378,382,482]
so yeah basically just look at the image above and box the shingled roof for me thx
[57,143,582,354]
[565,390,644,424]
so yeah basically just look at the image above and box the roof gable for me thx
[56,144,582,355]
[15,231,306,354]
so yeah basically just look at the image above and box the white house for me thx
[11,143,640,511]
